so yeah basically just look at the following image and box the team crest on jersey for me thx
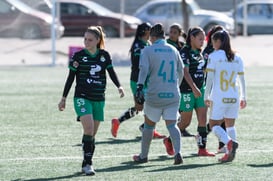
[100,55,106,62]
[73,61,79,68]
[80,107,86,113]
[82,57,88,62]
[192,54,201,61]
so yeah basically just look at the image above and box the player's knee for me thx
[144,122,155,130]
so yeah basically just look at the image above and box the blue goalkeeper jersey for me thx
[138,39,184,107]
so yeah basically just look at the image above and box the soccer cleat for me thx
[231,141,239,159]
[180,129,195,137]
[218,153,230,163]
[174,153,183,165]
[133,155,148,163]
[111,118,120,137]
[163,137,174,156]
[218,140,239,163]
[153,130,166,139]
[198,148,216,157]
[82,164,95,176]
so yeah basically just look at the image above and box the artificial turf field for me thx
[0,66,272,181]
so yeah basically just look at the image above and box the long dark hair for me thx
[169,23,186,49]
[185,27,204,51]
[212,30,235,61]
[129,22,151,53]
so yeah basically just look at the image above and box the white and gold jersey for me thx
[205,50,245,104]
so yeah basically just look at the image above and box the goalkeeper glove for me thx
[134,84,145,105]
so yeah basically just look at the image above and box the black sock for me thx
[206,123,211,133]
[197,127,207,149]
[82,135,95,166]
[119,107,136,123]
[139,123,144,132]
[218,142,225,149]
[220,122,226,131]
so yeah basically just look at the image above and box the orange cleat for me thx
[198,148,215,157]
[111,118,120,138]
[163,137,174,156]
[153,130,166,139]
[218,140,238,163]
[133,155,148,163]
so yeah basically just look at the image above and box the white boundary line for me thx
[1,149,273,162]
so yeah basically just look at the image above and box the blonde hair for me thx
[86,26,105,49]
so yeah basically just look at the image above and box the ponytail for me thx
[185,27,204,50]
[86,26,105,49]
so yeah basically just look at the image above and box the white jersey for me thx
[138,39,184,107]
[205,50,245,104]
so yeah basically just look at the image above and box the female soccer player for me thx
[163,27,215,157]
[58,26,125,175]
[111,22,165,139]
[203,25,228,153]
[167,23,186,51]
[133,23,184,165]
[204,30,247,162]
[166,23,194,137]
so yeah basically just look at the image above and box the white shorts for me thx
[144,102,180,123]
[209,100,239,120]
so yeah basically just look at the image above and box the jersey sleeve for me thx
[137,47,149,85]
[204,54,215,100]
[176,50,184,85]
[205,54,216,73]
[236,54,246,100]
[236,54,244,75]
[103,50,114,69]
[180,49,190,67]
[68,53,80,72]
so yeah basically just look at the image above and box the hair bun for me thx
[150,23,165,38]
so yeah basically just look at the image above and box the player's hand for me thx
[192,87,201,98]
[205,100,211,107]
[118,86,125,98]
[58,98,66,111]
[240,100,247,109]
[134,84,145,105]
[135,102,144,112]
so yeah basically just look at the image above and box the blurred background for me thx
[0,0,272,66]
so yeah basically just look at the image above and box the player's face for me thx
[84,32,100,50]
[191,32,205,50]
[169,27,180,41]
[149,36,157,43]
[212,39,221,50]
[143,30,150,40]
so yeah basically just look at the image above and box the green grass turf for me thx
[0,66,272,181]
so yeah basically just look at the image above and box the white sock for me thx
[226,126,237,142]
[212,125,230,144]
[140,124,154,159]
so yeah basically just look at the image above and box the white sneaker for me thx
[82,164,95,176]
[217,146,227,154]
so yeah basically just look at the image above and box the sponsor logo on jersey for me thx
[222,98,237,103]
[90,65,101,75]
